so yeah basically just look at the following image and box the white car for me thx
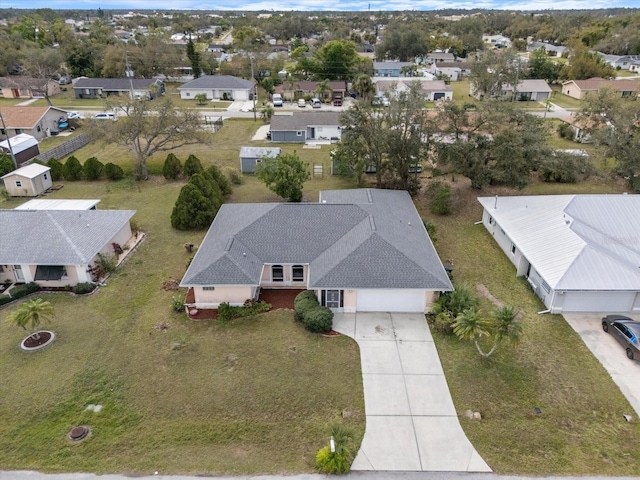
[66,111,82,119]
[94,112,117,121]
[297,99,306,108]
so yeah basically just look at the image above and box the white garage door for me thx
[560,291,636,313]
[356,289,425,312]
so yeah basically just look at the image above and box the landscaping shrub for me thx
[171,295,185,313]
[294,290,318,309]
[0,154,13,177]
[422,219,437,244]
[435,284,480,320]
[94,253,118,275]
[0,296,11,306]
[72,282,95,295]
[315,446,351,475]
[294,296,319,322]
[227,169,244,185]
[163,153,183,180]
[218,300,271,323]
[430,184,453,215]
[104,162,125,181]
[194,172,224,207]
[302,306,333,333]
[206,165,232,196]
[557,122,574,141]
[9,282,40,300]
[83,157,104,180]
[47,159,64,181]
[183,154,204,177]
[171,183,218,230]
[63,155,83,181]
[540,153,594,183]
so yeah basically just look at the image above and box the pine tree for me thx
[171,183,217,230]
[163,153,183,180]
[63,155,83,181]
[83,157,104,180]
[183,154,204,177]
[206,165,232,196]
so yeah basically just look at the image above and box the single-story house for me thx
[207,44,227,53]
[180,188,453,313]
[526,42,569,57]
[73,77,165,100]
[373,61,415,77]
[178,75,255,101]
[430,62,471,81]
[478,194,640,314]
[0,133,40,165]
[1,163,52,197]
[629,60,640,73]
[15,199,100,210]
[470,79,552,101]
[0,76,60,99]
[275,80,346,102]
[423,52,456,64]
[270,112,342,143]
[482,34,511,49]
[239,146,281,173]
[0,106,70,141]
[561,78,640,99]
[376,79,453,101]
[598,53,640,70]
[0,209,136,287]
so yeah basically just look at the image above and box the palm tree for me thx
[315,78,332,102]
[490,305,522,349]
[453,307,490,357]
[352,74,375,102]
[8,298,55,340]
[261,104,274,123]
[453,305,522,358]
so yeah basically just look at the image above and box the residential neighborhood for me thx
[1,5,640,479]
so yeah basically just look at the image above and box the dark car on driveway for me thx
[602,315,640,360]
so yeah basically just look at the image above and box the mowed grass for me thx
[415,175,640,475]
[0,120,365,474]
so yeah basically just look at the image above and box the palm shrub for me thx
[302,306,333,333]
[104,162,125,181]
[7,298,55,340]
[315,423,355,474]
[453,305,522,358]
[63,155,83,180]
[183,154,204,177]
[83,157,104,180]
[163,153,183,180]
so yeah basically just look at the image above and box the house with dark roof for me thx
[73,77,165,100]
[178,75,255,101]
[275,80,346,102]
[561,78,639,99]
[180,189,452,313]
[0,76,60,99]
[0,106,69,141]
[269,112,342,143]
[0,209,136,287]
[478,195,640,314]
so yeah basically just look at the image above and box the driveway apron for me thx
[333,312,491,472]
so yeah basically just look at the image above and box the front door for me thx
[13,265,24,282]
[326,290,341,309]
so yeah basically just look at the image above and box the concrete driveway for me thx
[564,313,640,417]
[333,312,491,472]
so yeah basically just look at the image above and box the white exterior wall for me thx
[343,289,357,313]
[309,125,341,140]
[550,290,638,314]
[180,88,250,101]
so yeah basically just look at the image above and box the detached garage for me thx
[478,194,640,314]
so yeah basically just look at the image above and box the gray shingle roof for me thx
[0,210,135,265]
[269,112,341,131]
[181,189,452,291]
[73,77,161,91]
[178,75,254,90]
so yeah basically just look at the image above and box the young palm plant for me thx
[453,305,521,358]
[8,298,55,340]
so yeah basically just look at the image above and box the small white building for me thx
[1,163,52,197]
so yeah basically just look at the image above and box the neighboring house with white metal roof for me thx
[178,75,255,101]
[15,199,100,210]
[1,163,52,197]
[376,79,453,101]
[239,146,281,173]
[471,79,552,101]
[180,189,452,313]
[0,209,136,287]
[478,195,640,314]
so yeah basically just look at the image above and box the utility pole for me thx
[0,109,18,169]
[125,51,135,100]
[250,55,257,122]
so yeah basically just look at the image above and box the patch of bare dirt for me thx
[162,279,179,291]
[476,284,504,308]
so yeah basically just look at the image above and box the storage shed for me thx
[1,163,52,197]
[0,133,40,165]
[239,147,281,173]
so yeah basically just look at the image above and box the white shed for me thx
[1,163,52,197]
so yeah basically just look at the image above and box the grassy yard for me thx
[414,175,640,475]
[549,86,584,109]
[450,79,480,107]
[0,171,365,474]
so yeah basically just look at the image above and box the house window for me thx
[292,265,304,282]
[296,131,303,136]
[15,129,22,134]
[203,286,215,291]
[272,265,284,282]
[15,180,22,187]
[541,280,551,293]
[0,128,4,135]
[186,92,191,97]
[0,265,3,272]
[37,125,41,132]
[511,243,516,254]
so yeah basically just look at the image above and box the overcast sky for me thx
[4,0,639,11]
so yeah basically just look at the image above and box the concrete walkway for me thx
[333,312,491,472]
[564,313,640,417]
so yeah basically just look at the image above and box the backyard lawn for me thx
[2,116,640,476]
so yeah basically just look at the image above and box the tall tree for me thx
[469,49,522,100]
[560,43,616,80]
[21,47,64,106]
[526,48,562,83]
[186,36,201,79]
[352,74,375,102]
[97,98,209,180]
[255,152,310,202]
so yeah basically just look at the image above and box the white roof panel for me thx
[15,199,101,210]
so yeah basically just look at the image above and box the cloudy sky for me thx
[5,0,639,10]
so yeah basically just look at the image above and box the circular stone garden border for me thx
[20,330,56,352]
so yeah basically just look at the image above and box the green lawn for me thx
[451,79,480,106]
[0,98,27,106]
[549,86,584,109]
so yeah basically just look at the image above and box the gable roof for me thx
[0,209,135,265]
[478,195,640,291]
[374,61,414,70]
[73,77,162,91]
[181,189,452,291]
[0,106,66,129]
[1,163,49,180]
[178,75,254,90]
[239,146,281,159]
[562,78,640,92]
[270,112,341,131]
[504,79,552,93]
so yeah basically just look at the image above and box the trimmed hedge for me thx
[218,299,271,323]
[72,282,95,295]
[294,290,318,309]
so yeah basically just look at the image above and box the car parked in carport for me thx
[602,315,640,360]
